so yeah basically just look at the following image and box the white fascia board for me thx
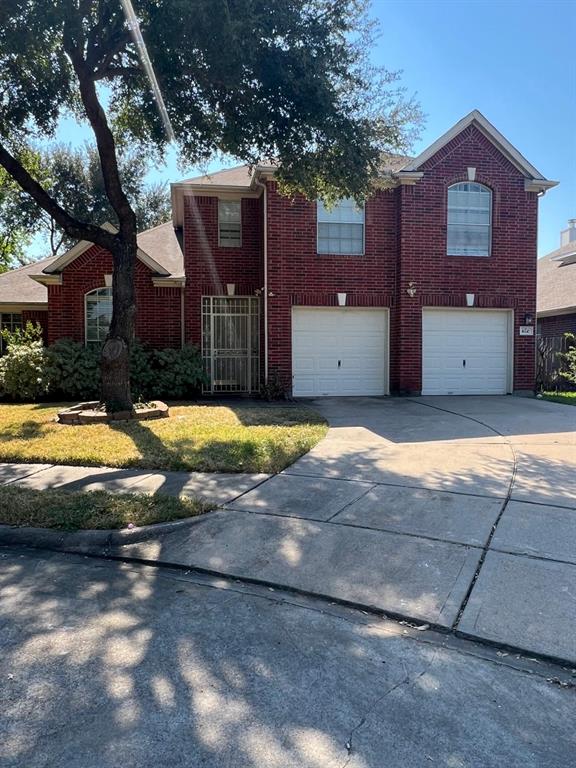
[525,179,559,195]
[152,276,186,287]
[396,171,424,185]
[0,302,48,311]
[30,273,62,285]
[537,305,576,317]
[553,252,576,265]
[402,110,550,181]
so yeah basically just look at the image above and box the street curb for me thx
[0,513,210,551]
[2,530,576,671]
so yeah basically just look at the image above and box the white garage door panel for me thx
[422,310,510,395]
[292,308,387,397]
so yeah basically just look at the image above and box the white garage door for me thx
[422,309,511,395]
[292,308,388,396]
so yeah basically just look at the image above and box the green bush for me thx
[0,323,50,400]
[129,341,157,400]
[0,332,206,402]
[45,339,100,400]
[149,345,207,399]
[560,333,576,387]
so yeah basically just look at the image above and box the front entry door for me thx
[202,296,260,393]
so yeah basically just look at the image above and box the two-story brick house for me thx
[0,110,557,395]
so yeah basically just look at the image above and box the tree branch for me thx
[0,142,117,251]
[63,18,136,237]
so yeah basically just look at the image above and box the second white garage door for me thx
[292,308,388,396]
[422,309,512,395]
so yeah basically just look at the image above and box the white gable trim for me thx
[400,110,554,184]
[43,222,170,276]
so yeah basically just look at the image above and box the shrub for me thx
[259,369,292,401]
[559,333,576,387]
[129,341,157,400]
[0,333,206,403]
[0,323,49,400]
[149,345,207,399]
[45,339,100,400]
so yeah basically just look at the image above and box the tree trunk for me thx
[100,234,137,411]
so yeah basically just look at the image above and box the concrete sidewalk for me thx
[0,461,269,505]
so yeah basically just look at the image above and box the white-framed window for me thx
[0,313,22,354]
[218,200,242,247]
[85,287,112,346]
[447,182,492,257]
[317,198,364,255]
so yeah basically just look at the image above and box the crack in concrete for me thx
[338,652,439,767]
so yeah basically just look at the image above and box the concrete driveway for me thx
[123,396,576,663]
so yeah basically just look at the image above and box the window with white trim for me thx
[218,200,241,247]
[85,287,112,346]
[0,313,22,354]
[317,198,364,255]
[447,182,492,257]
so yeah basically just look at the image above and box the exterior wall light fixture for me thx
[337,292,347,306]
[406,281,417,298]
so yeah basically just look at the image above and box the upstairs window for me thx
[317,198,364,255]
[447,182,492,257]
[218,200,242,247]
[85,287,112,346]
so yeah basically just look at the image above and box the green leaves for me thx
[1,0,422,206]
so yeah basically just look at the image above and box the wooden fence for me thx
[536,334,573,391]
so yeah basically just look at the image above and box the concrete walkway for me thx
[0,462,269,505]
[2,395,575,664]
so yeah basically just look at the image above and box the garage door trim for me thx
[421,307,514,395]
[292,306,390,397]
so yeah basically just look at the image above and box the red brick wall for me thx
[182,195,264,344]
[538,313,576,337]
[262,125,538,392]
[396,124,538,392]
[265,181,398,383]
[47,245,182,348]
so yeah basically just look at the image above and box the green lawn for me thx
[540,391,576,406]
[0,485,211,530]
[0,402,327,473]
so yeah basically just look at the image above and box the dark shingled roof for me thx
[177,155,414,188]
[136,221,184,278]
[537,246,576,314]
[0,255,57,305]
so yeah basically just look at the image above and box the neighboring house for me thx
[537,221,576,337]
[0,110,558,396]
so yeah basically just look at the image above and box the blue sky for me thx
[51,0,575,257]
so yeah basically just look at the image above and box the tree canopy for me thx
[0,0,422,409]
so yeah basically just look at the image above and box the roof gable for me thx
[400,110,557,192]
[41,222,175,278]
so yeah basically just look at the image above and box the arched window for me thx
[447,182,492,257]
[85,287,112,346]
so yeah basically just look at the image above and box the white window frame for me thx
[317,198,365,256]
[218,199,242,247]
[447,182,492,257]
[85,287,113,347]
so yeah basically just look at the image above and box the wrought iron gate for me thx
[202,296,261,393]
